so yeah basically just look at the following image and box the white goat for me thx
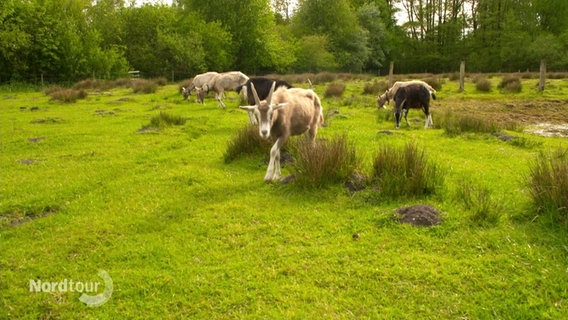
[240,82,324,182]
[182,71,219,102]
[377,80,437,108]
[195,71,249,108]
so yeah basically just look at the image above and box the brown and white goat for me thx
[240,82,324,182]
[195,71,249,108]
[377,80,436,109]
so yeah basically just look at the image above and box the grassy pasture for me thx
[1,75,568,319]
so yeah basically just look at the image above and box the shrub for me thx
[152,77,168,86]
[131,79,158,94]
[474,77,492,92]
[224,125,272,163]
[141,112,186,131]
[43,85,65,96]
[498,75,522,93]
[363,80,387,95]
[527,148,568,226]
[324,82,345,98]
[48,88,88,103]
[114,78,132,88]
[455,178,501,226]
[437,109,502,135]
[314,72,338,84]
[448,72,460,81]
[293,134,360,188]
[371,142,443,199]
[422,77,443,91]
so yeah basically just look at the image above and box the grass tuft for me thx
[474,76,492,92]
[438,109,502,135]
[498,75,522,93]
[422,77,443,91]
[292,134,360,188]
[455,178,502,226]
[224,125,272,163]
[527,148,568,226]
[132,79,158,94]
[370,142,443,199]
[141,111,187,131]
[47,88,88,103]
[363,80,387,95]
[324,82,345,98]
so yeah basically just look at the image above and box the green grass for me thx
[1,75,568,318]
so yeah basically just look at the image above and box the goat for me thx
[392,83,433,129]
[377,80,436,109]
[195,71,249,108]
[181,72,219,102]
[239,82,324,182]
[236,77,293,125]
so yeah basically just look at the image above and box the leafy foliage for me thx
[1,0,568,83]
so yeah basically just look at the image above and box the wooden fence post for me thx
[459,61,465,92]
[388,61,394,88]
[538,59,546,92]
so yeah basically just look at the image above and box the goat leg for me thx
[265,138,283,182]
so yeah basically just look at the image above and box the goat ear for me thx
[239,105,256,111]
[272,103,287,110]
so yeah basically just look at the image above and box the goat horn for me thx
[266,81,276,105]
[251,83,261,106]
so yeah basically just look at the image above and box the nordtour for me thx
[29,279,100,293]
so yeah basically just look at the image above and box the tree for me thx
[293,0,369,72]
[180,0,284,73]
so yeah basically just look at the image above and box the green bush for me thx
[371,142,443,199]
[293,134,360,188]
[527,148,568,226]
[224,125,272,163]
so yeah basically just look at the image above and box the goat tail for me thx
[312,93,325,127]
[431,92,437,100]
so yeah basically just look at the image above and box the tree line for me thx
[1,0,566,83]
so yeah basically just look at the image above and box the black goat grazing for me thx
[393,83,433,129]
[236,77,293,125]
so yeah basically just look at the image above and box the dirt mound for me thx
[396,204,441,227]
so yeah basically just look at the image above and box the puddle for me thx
[525,123,568,138]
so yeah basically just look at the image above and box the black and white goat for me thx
[392,83,434,129]
[195,71,249,108]
[377,80,436,109]
[236,77,293,125]
[240,82,324,182]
